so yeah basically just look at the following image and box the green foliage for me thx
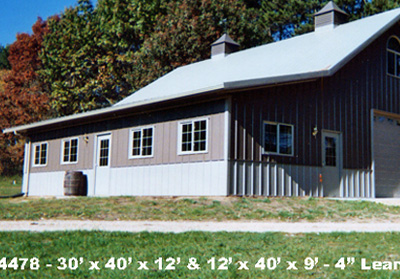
[40,1,102,115]
[0,45,10,70]
[259,0,400,40]
[131,0,271,90]
[40,0,165,116]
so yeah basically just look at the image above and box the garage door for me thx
[373,114,400,197]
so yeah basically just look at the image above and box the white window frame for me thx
[128,126,154,159]
[32,142,48,167]
[61,138,79,165]
[178,118,209,155]
[262,121,294,156]
[387,36,400,78]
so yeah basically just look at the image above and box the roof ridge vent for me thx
[211,33,239,59]
[314,1,348,32]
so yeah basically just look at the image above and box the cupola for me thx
[314,1,349,31]
[211,34,239,59]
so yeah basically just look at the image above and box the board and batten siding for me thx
[26,99,228,196]
[111,112,225,168]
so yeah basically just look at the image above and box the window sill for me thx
[128,155,154,159]
[178,150,208,156]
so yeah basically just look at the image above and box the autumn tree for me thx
[0,18,51,175]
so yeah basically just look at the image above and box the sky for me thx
[0,0,97,46]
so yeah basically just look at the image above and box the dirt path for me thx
[2,220,400,233]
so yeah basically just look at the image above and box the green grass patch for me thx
[1,196,400,222]
[0,231,399,278]
[0,175,22,196]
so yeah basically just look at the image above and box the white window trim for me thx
[60,137,79,165]
[178,118,209,155]
[32,142,48,167]
[387,36,400,78]
[262,121,294,157]
[96,133,112,168]
[128,126,155,159]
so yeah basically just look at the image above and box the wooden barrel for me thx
[64,171,84,196]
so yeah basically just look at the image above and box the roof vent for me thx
[314,1,348,31]
[211,34,239,59]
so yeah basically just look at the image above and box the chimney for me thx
[314,1,348,32]
[211,34,239,59]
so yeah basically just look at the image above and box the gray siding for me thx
[30,135,94,173]
[111,112,225,168]
[29,100,226,173]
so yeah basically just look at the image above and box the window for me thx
[387,36,400,77]
[325,136,337,166]
[263,122,294,156]
[62,138,78,164]
[179,119,208,154]
[33,142,48,166]
[99,138,110,166]
[129,127,154,158]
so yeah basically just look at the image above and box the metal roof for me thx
[4,7,400,134]
[116,7,400,106]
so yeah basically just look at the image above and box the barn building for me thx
[4,2,400,198]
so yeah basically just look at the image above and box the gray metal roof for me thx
[116,7,400,107]
[4,7,400,134]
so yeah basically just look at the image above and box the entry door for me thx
[95,134,112,196]
[322,132,341,197]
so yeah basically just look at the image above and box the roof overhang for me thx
[2,85,225,135]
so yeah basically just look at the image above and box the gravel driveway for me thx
[2,220,400,233]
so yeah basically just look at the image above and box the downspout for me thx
[24,138,31,197]
[224,97,232,195]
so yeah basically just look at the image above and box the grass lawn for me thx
[0,231,398,278]
[0,175,22,197]
[1,174,400,222]
[1,195,400,222]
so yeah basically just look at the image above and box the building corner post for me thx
[22,138,31,196]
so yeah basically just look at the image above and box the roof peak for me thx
[315,1,348,16]
[211,33,239,46]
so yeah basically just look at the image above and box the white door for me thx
[94,134,112,196]
[322,131,341,197]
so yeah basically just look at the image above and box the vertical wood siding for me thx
[29,99,226,173]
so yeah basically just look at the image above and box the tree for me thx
[0,45,10,70]
[40,0,165,116]
[131,0,270,89]
[259,0,400,40]
[0,18,50,175]
[40,0,101,116]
